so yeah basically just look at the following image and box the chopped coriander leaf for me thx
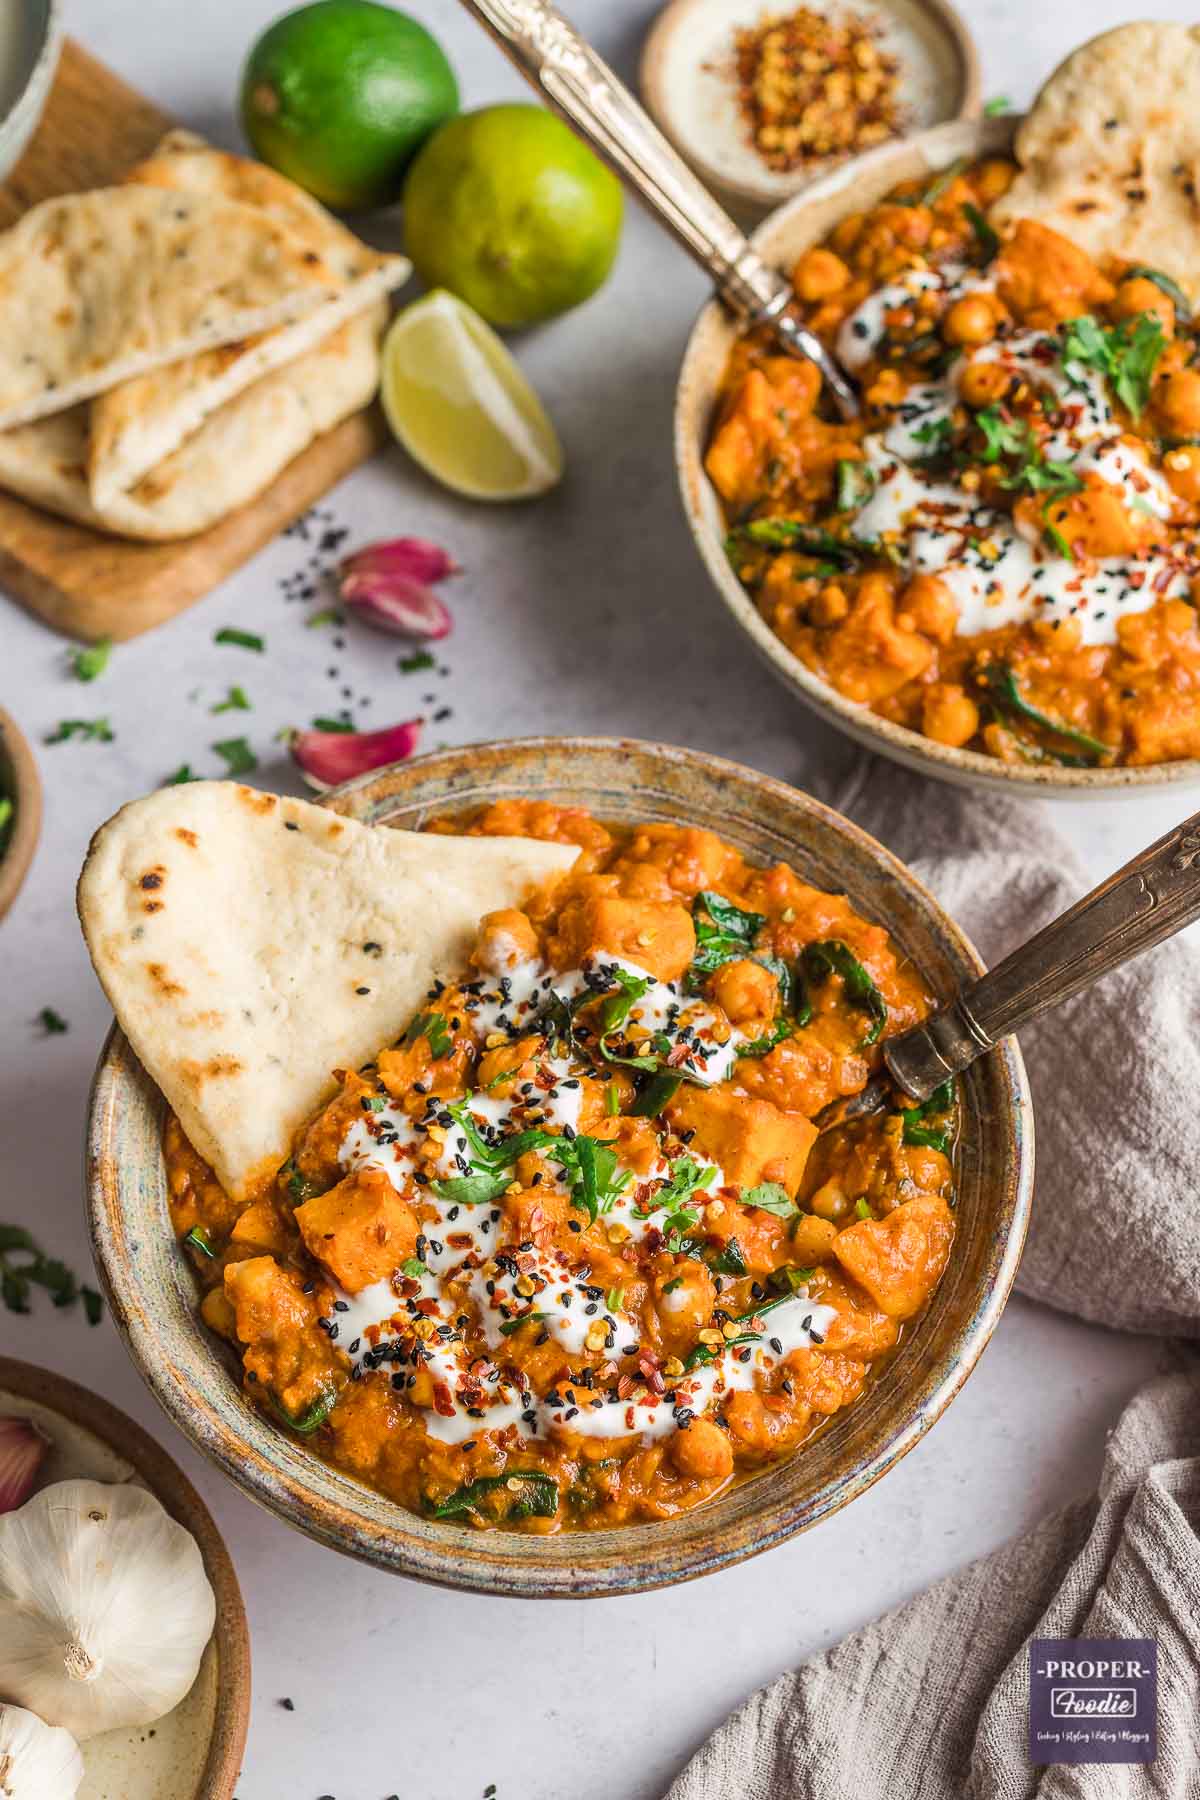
[35,1007,68,1034]
[401,1256,426,1278]
[741,1181,797,1218]
[983,94,1010,115]
[499,1310,551,1335]
[305,608,342,629]
[163,763,199,785]
[403,1009,452,1058]
[1062,312,1165,417]
[311,715,357,734]
[606,1286,624,1312]
[771,1264,816,1294]
[212,685,251,714]
[399,648,436,673]
[45,717,113,744]
[855,1198,872,1221]
[212,736,257,775]
[0,1224,102,1324]
[214,627,265,651]
[707,1237,747,1277]
[71,636,112,681]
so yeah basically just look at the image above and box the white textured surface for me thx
[2,1,1189,1794]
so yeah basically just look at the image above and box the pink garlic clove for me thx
[338,538,458,640]
[0,1415,50,1513]
[340,537,459,586]
[290,719,424,791]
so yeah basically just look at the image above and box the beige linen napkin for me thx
[826,757,1200,1338]
[664,1354,1200,1799]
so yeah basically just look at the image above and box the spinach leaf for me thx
[1125,266,1191,322]
[688,891,765,984]
[800,940,889,1046]
[271,1385,339,1436]
[429,1471,559,1522]
[629,1071,682,1117]
[403,1009,453,1057]
[899,1079,956,1156]
[962,202,999,264]
[1062,312,1165,417]
[738,1016,792,1058]
[727,519,863,566]
[740,1181,798,1218]
[977,663,1109,761]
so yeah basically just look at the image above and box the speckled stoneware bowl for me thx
[0,1356,249,1800]
[0,0,61,185]
[676,115,1200,797]
[0,708,42,921]
[87,738,1033,1597]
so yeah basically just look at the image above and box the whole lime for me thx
[402,105,624,329]
[241,1,458,211]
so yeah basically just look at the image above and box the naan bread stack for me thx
[0,131,410,540]
[992,22,1200,302]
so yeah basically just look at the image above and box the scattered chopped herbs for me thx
[499,1311,551,1336]
[399,648,436,673]
[212,736,257,775]
[35,1007,68,1034]
[211,685,251,714]
[835,459,876,512]
[401,1256,426,1278]
[1042,514,1075,561]
[183,1225,216,1259]
[305,608,342,629]
[70,637,112,681]
[429,1470,558,1521]
[214,627,264,651]
[0,1224,102,1324]
[800,940,888,1045]
[311,715,357,734]
[1062,312,1165,417]
[855,1197,872,1220]
[983,94,1010,115]
[163,763,199,785]
[683,1293,795,1368]
[741,1181,797,1218]
[977,663,1109,761]
[45,717,113,744]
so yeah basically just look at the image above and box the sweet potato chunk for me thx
[551,890,696,983]
[295,1167,418,1293]
[666,1084,817,1193]
[831,1193,954,1319]
[229,1198,290,1255]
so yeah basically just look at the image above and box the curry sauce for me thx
[707,156,1200,766]
[166,805,957,1532]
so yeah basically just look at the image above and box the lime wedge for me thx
[381,289,564,501]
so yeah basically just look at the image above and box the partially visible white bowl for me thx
[0,0,61,185]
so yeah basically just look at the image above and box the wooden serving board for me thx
[0,39,388,643]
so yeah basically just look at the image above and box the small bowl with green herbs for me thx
[0,709,41,921]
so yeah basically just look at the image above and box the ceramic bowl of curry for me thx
[677,116,1200,793]
[86,738,1032,1596]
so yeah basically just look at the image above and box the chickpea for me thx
[1155,366,1200,435]
[974,159,1015,205]
[942,294,997,347]
[669,1416,734,1482]
[922,683,980,749]
[1112,275,1174,335]
[810,582,850,625]
[1164,443,1200,505]
[709,956,777,1027]
[901,573,957,643]
[959,359,1011,410]
[793,246,850,304]
[864,367,907,407]
[810,1180,851,1221]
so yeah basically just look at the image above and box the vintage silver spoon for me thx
[456,0,860,419]
[817,807,1200,1131]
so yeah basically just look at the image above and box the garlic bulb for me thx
[0,1479,216,1740]
[0,1703,83,1798]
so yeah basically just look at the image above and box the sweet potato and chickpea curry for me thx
[708,156,1200,766]
[166,804,956,1532]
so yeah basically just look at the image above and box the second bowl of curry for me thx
[678,116,1200,793]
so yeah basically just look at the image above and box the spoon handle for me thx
[886,808,1200,1101]
[455,0,859,417]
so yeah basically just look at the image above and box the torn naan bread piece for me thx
[0,185,343,429]
[78,781,580,1200]
[0,311,381,540]
[87,130,409,508]
[992,23,1200,301]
